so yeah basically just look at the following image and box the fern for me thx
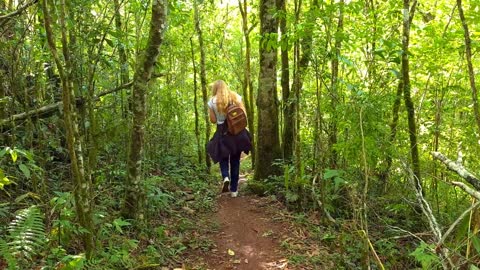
[1,205,46,268]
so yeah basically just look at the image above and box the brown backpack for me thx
[226,103,247,135]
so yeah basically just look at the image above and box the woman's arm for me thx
[209,107,217,123]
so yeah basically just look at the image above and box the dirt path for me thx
[197,177,290,270]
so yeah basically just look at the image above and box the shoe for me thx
[231,191,238,198]
[222,177,230,193]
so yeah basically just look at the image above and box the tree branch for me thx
[450,181,480,200]
[431,151,480,190]
[0,0,38,20]
[437,198,480,249]
[0,81,133,127]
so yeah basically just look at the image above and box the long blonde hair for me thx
[212,80,240,114]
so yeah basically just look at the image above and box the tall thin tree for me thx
[190,37,202,165]
[328,0,344,169]
[41,0,95,258]
[238,0,256,167]
[122,0,168,220]
[457,0,480,135]
[194,0,211,171]
[401,0,421,187]
[280,0,293,161]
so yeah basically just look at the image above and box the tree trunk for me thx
[122,0,168,221]
[381,80,403,187]
[280,0,293,161]
[401,0,421,188]
[194,0,211,171]
[41,0,95,258]
[114,0,130,118]
[457,0,480,135]
[238,0,256,168]
[190,37,202,165]
[254,0,282,180]
[328,0,344,169]
[291,0,318,176]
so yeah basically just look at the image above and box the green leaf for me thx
[10,150,17,163]
[323,169,341,179]
[285,191,299,203]
[19,164,31,179]
[410,242,439,269]
[471,235,480,254]
[113,218,131,233]
[1,169,11,190]
[0,148,6,158]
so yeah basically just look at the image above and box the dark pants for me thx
[219,152,241,192]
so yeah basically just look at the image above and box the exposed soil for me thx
[190,177,292,270]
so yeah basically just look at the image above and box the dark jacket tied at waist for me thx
[207,123,252,163]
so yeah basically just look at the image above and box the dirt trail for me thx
[200,177,290,270]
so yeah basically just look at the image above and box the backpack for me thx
[226,102,247,135]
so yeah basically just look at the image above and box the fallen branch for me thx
[450,181,480,201]
[437,199,480,249]
[405,164,454,269]
[311,174,336,223]
[431,151,480,190]
[0,0,38,27]
[0,81,133,127]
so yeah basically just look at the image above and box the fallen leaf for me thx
[233,259,241,264]
[227,249,235,256]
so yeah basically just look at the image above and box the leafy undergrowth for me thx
[85,164,220,269]
[0,158,219,269]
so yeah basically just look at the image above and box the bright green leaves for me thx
[260,32,279,51]
[409,242,440,269]
[112,218,132,234]
[323,169,347,191]
[0,168,11,190]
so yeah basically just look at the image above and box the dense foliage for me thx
[1,0,479,268]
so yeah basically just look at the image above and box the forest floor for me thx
[184,175,335,270]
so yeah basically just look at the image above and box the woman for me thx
[206,80,252,197]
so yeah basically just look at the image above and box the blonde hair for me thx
[212,80,240,114]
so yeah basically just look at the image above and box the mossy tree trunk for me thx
[401,0,421,188]
[457,0,480,136]
[238,0,256,168]
[122,0,168,221]
[40,0,95,258]
[194,0,211,172]
[254,0,282,180]
[328,0,344,169]
[190,38,202,165]
[280,0,293,162]
[291,0,318,176]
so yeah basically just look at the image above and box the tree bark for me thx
[328,0,344,169]
[114,0,130,118]
[122,0,168,221]
[41,0,95,258]
[190,37,202,165]
[401,0,421,188]
[280,0,293,161]
[431,151,480,190]
[238,0,256,168]
[292,0,318,175]
[381,80,403,186]
[457,0,480,135]
[194,0,211,171]
[254,0,282,180]
[0,82,133,127]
